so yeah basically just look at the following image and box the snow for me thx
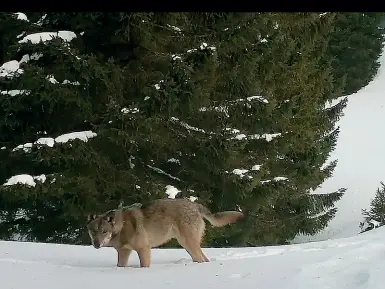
[1,90,30,96]
[34,174,47,183]
[247,95,269,103]
[170,117,209,134]
[199,105,229,117]
[187,42,216,53]
[55,131,97,144]
[171,54,182,61]
[12,142,33,152]
[34,137,55,148]
[198,95,268,119]
[232,132,281,142]
[234,134,247,140]
[189,196,198,202]
[225,128,240,134]
[20,53,43,64]
[1,53,43,78]
[167,24,182,32]
[273,176,288,181]
[128,155,135,169]
[200,42,216,51]
[18,31,77,44]
[0,60,24,78]
[14,12,28,21]
[250,133,281,142]
[13,131,97,153]
[121,107,139,114]
[165,185,181,199]
[2,174,47,187]
[36,14,47,26]
[1,226,385,289]
[46,75,80,86]
[17,32,26,39]
[147,165,181,182]
[167,158,181,165]
[62,79,80,85]
[295,45,385,242]
[3,174,35,187]
[232,169,249,177]
[252,164,262,171]
[260,177,288,184]
[232,165,263,178]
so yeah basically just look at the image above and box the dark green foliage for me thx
[326,12,385,96]
[2,12,380,246]
[0,13,127,243]
[360,182,385,233]
[197,13,347,246]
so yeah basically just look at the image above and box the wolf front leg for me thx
[117,248,132,267]
[137,247,151,267]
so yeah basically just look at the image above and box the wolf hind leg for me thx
[176,219,209,263]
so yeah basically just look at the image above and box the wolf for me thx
[86,198,245,268]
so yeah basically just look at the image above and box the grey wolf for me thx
[86,198,244,267]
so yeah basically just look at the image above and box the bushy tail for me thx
[197,204,245,227]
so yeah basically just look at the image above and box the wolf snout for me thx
[93,242,101,249]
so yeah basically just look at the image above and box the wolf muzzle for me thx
[92,241,101,249]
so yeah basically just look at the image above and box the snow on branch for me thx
[199,95,269,118]
[13,12,28,22]
[18,31,77,44]
[12,131,97,153]
[3,174,46,187]
[170,117,214,135]
[147,165,181,182]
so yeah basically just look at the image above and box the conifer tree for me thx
[190,12,348,246]
[0,12,350,246]
[0,12,126,242]
[360,182,385,232]
[325,12,385,96]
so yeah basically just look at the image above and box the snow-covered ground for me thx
[1,227,385,289]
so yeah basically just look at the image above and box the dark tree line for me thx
[0,12,383,246]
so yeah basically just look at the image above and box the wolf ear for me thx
[87,214,97,222]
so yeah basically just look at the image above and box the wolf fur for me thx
[86,198,244,268]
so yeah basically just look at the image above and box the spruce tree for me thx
[192,12,348,246]
[0,12,349,247]
[325,12,385,96]
[0,12,126,243]
[360,182,385,232]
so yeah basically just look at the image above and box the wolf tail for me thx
[197,204,245,227]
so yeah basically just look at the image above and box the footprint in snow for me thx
[229,272,251,279]
[174,258,192,264]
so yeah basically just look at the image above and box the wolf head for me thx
[86,210,116,249]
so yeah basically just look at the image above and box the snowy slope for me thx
[294,45,385,243]
[1,227,385,289]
